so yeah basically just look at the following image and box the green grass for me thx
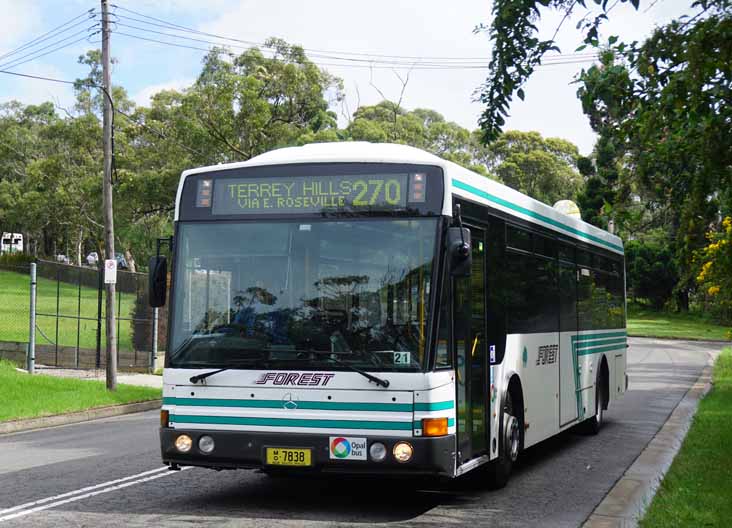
[0,269,136,351]
[0,359,161,422]
[640,348,732,527]
[627,304,732,341]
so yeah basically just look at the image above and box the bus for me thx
[1,233,23,254]
[151,142,627,485]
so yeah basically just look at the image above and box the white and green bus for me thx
[151,142,627,485]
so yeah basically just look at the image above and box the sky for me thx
[0,0,692,155]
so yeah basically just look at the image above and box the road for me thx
[0,338,721,527]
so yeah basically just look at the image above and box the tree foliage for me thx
[476,0,641,142]
[0,38,589,272]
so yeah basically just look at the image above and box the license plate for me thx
[265,447,312,467]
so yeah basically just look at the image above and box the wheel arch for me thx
[599,354,610,410]
[500,371,525,450]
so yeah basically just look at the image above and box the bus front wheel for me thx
[487,390,521,488]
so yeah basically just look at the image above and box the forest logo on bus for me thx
[331,437,351,458]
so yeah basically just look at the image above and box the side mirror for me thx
[447,227,472,277]
[149,256,167,307]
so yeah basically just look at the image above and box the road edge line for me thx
[0,400,162,435]
[582,351,717,528]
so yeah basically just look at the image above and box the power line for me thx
[115,31,598,71]
[114,20,598,67]
[0,9,96,62]
[0,68,78,85]
[0,29,100,71]
[110,4,598,64]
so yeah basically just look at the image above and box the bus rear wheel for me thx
[487,390,521,488]
[583,373,605,435]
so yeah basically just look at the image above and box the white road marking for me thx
[0,466,191,522]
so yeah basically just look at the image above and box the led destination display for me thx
[211,174,414,215]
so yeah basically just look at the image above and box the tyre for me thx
[583,373,605,435]
[487,390,521,488]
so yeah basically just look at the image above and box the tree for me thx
[475,0,642,142]
[485,130,583,205]
[625,238,679,309]
[175,38,342,163]
[576,3,732,309]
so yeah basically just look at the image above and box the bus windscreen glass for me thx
[212,174,411,215]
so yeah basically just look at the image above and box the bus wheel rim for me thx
[505,415,520,461]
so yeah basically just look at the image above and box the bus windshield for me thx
[168,218,438,372]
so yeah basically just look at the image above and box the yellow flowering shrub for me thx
[696,217,732,322]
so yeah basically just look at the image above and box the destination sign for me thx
[211,174,411,215]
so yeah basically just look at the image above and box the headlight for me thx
[369,442,387,462]
[392,441,413,463]
[198,435,215,454]
[175,434,193,453]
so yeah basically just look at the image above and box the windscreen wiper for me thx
[189,368,228,384]
[188,358,263,384]
[319,354,390,388]
[300,350,389,388]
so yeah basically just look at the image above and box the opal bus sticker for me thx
[329,437,367,460]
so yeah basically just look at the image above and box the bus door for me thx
[454,225,488,463]
[558,243,579,426]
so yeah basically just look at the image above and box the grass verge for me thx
[639,347,732,527]
[0,360,161,422]
[0,269,135,350]
[627,304,731,341]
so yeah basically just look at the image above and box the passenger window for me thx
[507,226,532,252]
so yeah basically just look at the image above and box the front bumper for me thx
[161,428,456,477]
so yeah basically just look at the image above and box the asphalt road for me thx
[0,338,721,528]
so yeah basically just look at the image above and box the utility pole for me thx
[101,0,117,391]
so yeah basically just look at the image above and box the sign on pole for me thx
[104,259,117,284]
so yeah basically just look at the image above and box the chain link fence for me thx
[0,259,167,371]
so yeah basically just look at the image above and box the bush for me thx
[0,253,34,268]
[625,239,679,310]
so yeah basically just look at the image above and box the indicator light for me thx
[422,417,449,437]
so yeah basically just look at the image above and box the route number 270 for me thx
[352,179,402,206]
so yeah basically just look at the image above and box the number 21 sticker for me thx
[394,352,411,365]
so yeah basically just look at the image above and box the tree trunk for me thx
[675,288,690,313]
[76,227,83,267]
[124,249,136,273]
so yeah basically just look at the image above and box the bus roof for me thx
[176,142,623,254]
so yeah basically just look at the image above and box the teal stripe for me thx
[571,331,627,343]
[577,344,627,357]
[170,414,412,430]
[413,417,456,429]
[163,397,413,412]
[452,179,624,253]
[575,338,627,351]
[414,401,455,411]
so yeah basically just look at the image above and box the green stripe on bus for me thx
[571,331,627,343]
[169,414,413,430]
[414,401,454,411]
[163,397,413,412]
[452,179,624,253]
[576,345,627,357]
[575,338,627,351]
